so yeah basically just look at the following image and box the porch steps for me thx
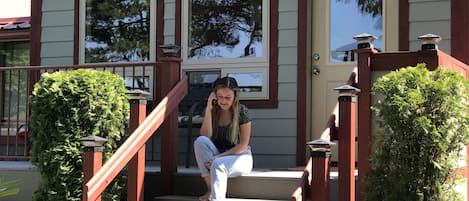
[154,195,285,201]
[146,166,348,201]
[146,166,303,200]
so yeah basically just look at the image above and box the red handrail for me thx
[290,157,312,201]
[83,76,188,201]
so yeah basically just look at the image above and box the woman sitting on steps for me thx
[193,76,253,201]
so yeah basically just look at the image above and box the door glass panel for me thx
[330,0,382,62]
[85,0,151,63]
[188,0,263,60]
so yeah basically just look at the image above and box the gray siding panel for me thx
[278,65,297,82]
[278,12,298,29]
[253,155,296,168]
[41,0,75,65]
[250,137,296,155]
[41,57,75,66]
[278,29,298,47]
[408,0,451,52]
[278,83,297,101]
[251,119,296,137]
[278,0,297,11]
[42,26,74,42]
[164,0,176,44]
[278,47,298,65]
[409,1,450,21]
[42,11,75,27]
[41,42,74,58]
[250,101,296,119]
[42,0,74,12]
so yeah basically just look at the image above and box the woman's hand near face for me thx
[207,92,216,109]
[200,92,216,138]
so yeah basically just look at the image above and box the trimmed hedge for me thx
[365,64,469,201]
[30,69,129,201]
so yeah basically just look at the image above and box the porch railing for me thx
[0,61,165,160]
[293,36,469,201]
[356,47,469,201]
[83,74,187,201]
[291,68,357,201]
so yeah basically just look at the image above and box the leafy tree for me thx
[365,64,469,201]
[30,69,129,201]
[85,0,150,63]
[189,0,262,58]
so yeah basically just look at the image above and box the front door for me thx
[310,0,398,161]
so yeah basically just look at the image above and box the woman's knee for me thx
[210,158,226,173]
[194,136,210,148]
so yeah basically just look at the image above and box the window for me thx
[0,41,29,123]
[79,0,156,63]
[329,0,382,62]
[182,0,270,100]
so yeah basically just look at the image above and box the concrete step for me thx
[154,195,287,201]
[145,166,304,200]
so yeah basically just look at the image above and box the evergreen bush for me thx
[365,64,469,201]
[30,69,129,201]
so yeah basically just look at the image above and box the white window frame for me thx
[181,0,270,100]
[78,0,157,64]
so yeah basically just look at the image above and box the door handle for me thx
[312,66,320,75]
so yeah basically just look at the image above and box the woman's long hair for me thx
[211,77,240,144]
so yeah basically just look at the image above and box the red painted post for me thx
[80,135,108,201]
[356,48,376,201]
[467,144,469,199]
[156,57,181,195]
[307,139,334,201]
[335,85,359,201]
[83,148,102,201]
[127,90,150,201]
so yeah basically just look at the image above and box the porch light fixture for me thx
[306,139,335,153]
[334,84,360,96]
[79,135,108,148]
[353,33,376,49]
[127,89,151,100]
[159,44,181,57]
[418,34,441,50]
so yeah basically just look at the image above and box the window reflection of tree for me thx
[0,41,29,122]
[336,0,382,16]
[189,0,262,59]
[85,0,150,63]
[336,0,382,29]
[331,0,382,62]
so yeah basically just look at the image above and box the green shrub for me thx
[30,69,129,201]
[365,64,469,201]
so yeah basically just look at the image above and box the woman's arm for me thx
[199,92,216,138]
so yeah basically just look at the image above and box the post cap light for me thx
[353,33,376,49]
[159,44,181,57]
[79,135,108,148]
[418,34,441,50]
[127,89,151,100]
[306,139,335,152]
[334,84,361,96]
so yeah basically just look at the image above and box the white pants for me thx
[193,136,253,201]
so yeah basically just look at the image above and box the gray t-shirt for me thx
[211,104,251,152]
